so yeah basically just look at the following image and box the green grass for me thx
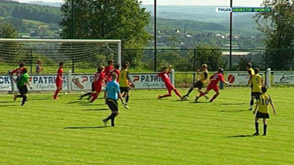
[0,88,293,164]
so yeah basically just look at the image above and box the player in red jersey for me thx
[89,66,105,103]
[111,64,120,82]
[104,60,114,82]
[157,65,182,99]
[195,68,229,103]
[10,62,25,82]
[53,62,64,99]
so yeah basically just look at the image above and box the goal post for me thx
[0,38,122,74]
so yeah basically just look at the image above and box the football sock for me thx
[81,92,91,98]
[17,95,22,98]
[185,87,194,97]
[199,92,205,97]
[54,89,60,99]
[161,94,171,98]
[210,94,219,102]
[111,114,117,127]
[90,93,98,103]
[250,99,254,106]
[255,122,259,133]
[21,96,27,106]
[174,89,182,98]
[125,95,129,104]
[263,124,267,135]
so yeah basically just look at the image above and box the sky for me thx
[16,0,265,7]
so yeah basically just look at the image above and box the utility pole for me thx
[229,0,233,70]
[71,0,75,73]
[154,0,157,72]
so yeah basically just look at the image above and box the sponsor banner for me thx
[226,72,263,85]
[273,72,294,85]
[71,74,93,91]
[0,75,68,91]
[130,73,166,89]
[0,76,12,91]
[30,75,68,91]
[0,73,170,91]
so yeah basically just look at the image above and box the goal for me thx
[0,39,121,74]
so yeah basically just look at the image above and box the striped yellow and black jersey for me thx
[249,73,262,93]
[256,93,272,114]
[198,70,209,83]
[119,69,129,87]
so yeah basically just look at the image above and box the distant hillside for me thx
[0,1,264,48]
[0,0,61,24]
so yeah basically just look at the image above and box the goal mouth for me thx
[0,38,121,74]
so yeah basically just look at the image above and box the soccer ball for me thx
[182,96,189,101]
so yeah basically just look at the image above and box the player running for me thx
[9,62,25,82]
[246,63,255,110]
[157,65,182,100]
[119,64,133,109]
[248,68,263,110]
[195,68,229,103]
[89,66,105,103]
[104,60,114,82]
[111,64,120,82]
[183,64,209,100]
[53,62,64,100]
[253,87,277,136]
[13,68,32,106]
[103,73,124,127]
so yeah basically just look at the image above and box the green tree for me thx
[255,0,294,70]
[0,22,17,38]
[60,0,151,48]
[193,45,223,71]
[0,22,20,63]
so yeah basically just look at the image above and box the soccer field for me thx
[0,87,293,164]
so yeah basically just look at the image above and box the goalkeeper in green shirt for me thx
[14,68,32,106]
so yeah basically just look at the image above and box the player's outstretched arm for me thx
[269,98,277,114]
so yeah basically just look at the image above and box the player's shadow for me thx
[64,126,106,129]
[82,108,108,111]
[189,102,210,104]
[220,103,246,105]
[220,109,247,113]
[227,135,256,138]
[29,98,50,100]
[0,104,18,107]
[67,101,104,106]
[0,101,11,103]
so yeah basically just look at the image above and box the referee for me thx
[103,73,124,127]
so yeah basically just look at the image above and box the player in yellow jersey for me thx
[253,87,276,136]
[183,64,209,101]
[248,68,262,110]
[119,63,133,109]
[246,63,255,110]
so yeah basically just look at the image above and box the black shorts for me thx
[256,111,270,119]
[251,92,261,99]
[106,98,118,111]
[120,87,130,93]
[18,85,28,95]
[193,81,203,90]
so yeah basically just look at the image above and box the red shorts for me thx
[165,82,175,91]
[207,84,219,92]
[94,85,102,93]
[56,79,63,88]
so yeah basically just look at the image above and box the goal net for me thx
[0,39,121,74]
